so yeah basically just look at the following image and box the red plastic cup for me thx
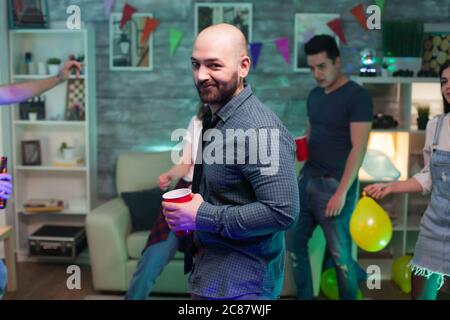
[162,188,193,237]
[295,136,309,162]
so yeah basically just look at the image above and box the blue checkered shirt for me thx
[189,85,299,298]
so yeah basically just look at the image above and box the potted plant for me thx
[417,105,430,130]
[59,142,74,160]
[47,57,61,75]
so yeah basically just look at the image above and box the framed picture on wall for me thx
[8,0,49,29]
[195,3,253,42]
[21,140,42,166]
[109,13,154,71]
[294,13,340,72]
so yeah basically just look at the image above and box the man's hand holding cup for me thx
[162,188,204,237]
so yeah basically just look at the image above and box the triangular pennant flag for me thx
[351,4,368,30]
[141,17,160,45]
[327,18,347,45]
[303,29,316,43]
[169,28,184,57]
[104,0,115,17]
[249,42,263,71]
[375,0,385,12]
[120,3,137,29]
[275,38,290,65]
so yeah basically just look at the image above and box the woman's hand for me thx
[363,183,393,200]
[158,172,172,191]
[0,173,13,200]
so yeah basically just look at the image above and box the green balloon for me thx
[320,268,363,300]
[391,255,413,294]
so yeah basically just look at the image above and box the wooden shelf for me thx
[13,75,85,80]
[19,199,88,216]
[15,165,87,172]
[352,76,440,84]
[10,29,86,35]
[20,210,88,216]
[14,120,85,126]
[371,129,409,133]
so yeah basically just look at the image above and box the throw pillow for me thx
[121,188,163,232]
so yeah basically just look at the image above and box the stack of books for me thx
[52,158,84,168]
[23,199,65,213]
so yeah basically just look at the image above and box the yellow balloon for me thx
[392,255,413,294]
[350,196,392,252]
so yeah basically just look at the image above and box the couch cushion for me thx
[117,152,174,194]
[127,231,150,259]
[121,188,163,232]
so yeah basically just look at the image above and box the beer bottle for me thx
[0,156,8,209]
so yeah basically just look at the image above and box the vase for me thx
[48,64,60,75]
[62,148,75,160]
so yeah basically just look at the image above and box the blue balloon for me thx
[361,149,401,181]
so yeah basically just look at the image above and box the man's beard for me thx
[196,74,240,106]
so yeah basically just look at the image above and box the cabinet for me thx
[8,29,97,262]
[352,76,442,279]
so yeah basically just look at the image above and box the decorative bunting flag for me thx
[375,0,385,12]
[141,17,160,45]
[120,3,137,29]
[275,38,290,65]
[249,42,263,71]
[351,4,368,30]
[169,28,184,57]
[327,18,347,45]
[104,0,115,18]
[303,29,316,43]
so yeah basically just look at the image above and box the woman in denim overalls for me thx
[365,61,450,300]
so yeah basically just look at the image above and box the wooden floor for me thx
[3,262,95,300]
[2,262,450,300]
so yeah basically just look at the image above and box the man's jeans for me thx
[287,174,359,300]
[0,259,7,299]
[125,231,179,300]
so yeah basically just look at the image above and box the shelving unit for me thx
[9,29,97,262]
[352,76,441,279]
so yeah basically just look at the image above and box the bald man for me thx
[162,24,299,300]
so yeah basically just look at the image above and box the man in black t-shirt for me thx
[287,35,373,300]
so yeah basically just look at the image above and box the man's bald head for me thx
[191,23,251,110]
[194,23,248,62]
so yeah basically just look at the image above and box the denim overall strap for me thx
[431,114,445,151]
